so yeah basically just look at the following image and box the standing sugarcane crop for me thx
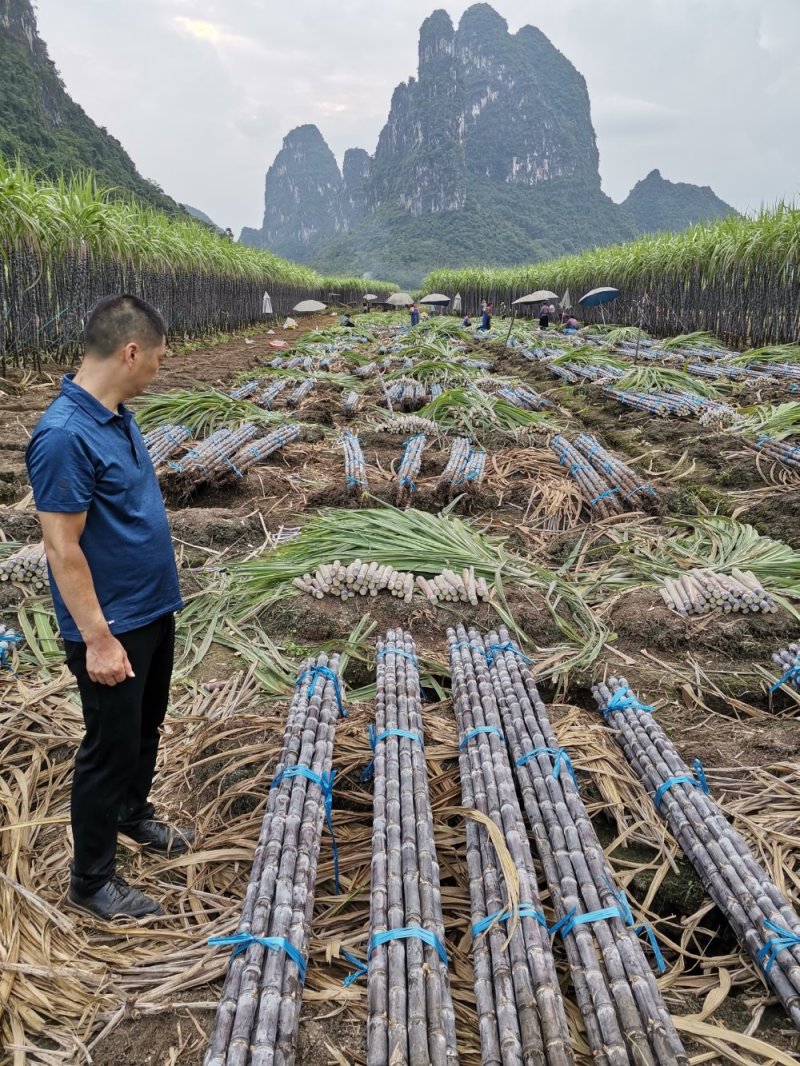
[364,630,459,1065]
[448,626,574,1066]
[485,628,686,1065]
[342,431,369,493]
[395,435,426,505]
[205,654,346,1066]
[551,435,623,519]
[592,676,800,1031]
[573,434,657,508]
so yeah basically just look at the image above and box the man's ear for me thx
[122,341,138,366]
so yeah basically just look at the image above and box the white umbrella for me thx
[386,292,414,307]
[560,288,571,309]
[419,293,451,305]
[453,293,462,313]
[512,290,558,304]
[293,299,327,314]
[262,291,273,315]
[363,293,378,301]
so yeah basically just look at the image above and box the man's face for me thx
[126,336,166,397]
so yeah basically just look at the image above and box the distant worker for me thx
[340,313,355,328]
[539,302,550,330]
[548,302,556,319]
[481,307,491,330]
[564,316,579,334]
[480,299,487,314]
[410,303,420,327]
[560,308,570,325]
[499,301,507,318]
[462,314,472,328]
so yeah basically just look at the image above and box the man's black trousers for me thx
[64,613,175,894]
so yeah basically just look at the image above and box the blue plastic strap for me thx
[625,482,656,499]
[516,745,578,788]
[484,641,533,667]
[370,927,448,965]
[757,918,800,974]
[452,639,484,655]
[341,950,369,987]
[472,903,547,937]
[295,665,347,717]
[0,631,23,671]
[653,760,709,811]
[369,724,424,752]
[208,932,308,982]
[570,462,590,475]
[770,663,800,693]
[551,882,666,973]
[376,647,419,668]
[459,725,505,750]
[603,686,654,719]
[590,487,620,505]
[271,765,341,893]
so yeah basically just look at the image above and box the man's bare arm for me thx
[38,511,135,686]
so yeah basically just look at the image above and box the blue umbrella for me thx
[579,286,619,323]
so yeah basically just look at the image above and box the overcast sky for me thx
[35,0,799,235]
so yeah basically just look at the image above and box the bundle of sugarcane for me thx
[353,362,377,378]
[459,357,494,370]
[0,540,48,590]
[341,391,360,418]
[771,643,800,691]
[374,415,439,435]
[395,434,426,503]
[401,357,414,370]
[231,424,301,474]
[258,379,290,410]
[428,382,444,401]
[688,362,752,382]
[457,448,486,490]
[292,561,414,603]
[764,362,800,382]
[268,356,285,369]
[342,431,369,493]
[551,434,624,518]
[559,362,624,384]
[753,436,800,471]
[696,398,743,428]
[659,567,777,615]
[604,389,693,417]
[548,363,579,383]
[365,629,459,1065]
[143,423,192,467]
[496,384,550,410]
[286,379,315,408]
[319,356,332,370]
[230,380,262,401]
[415,569,491,605]
[285,355,303,370]
[574,433,657,507]
[484,627,687,1065]
[387,378,426,412]
[167,423,259,487]
[448,627,574,1066]
[379,357,393,371]
[302,356,313,372]
[592,675,800,1032]
[204,654,345,1066]
[437,437,471,496]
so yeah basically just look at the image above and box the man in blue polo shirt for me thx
[26,293,191,920]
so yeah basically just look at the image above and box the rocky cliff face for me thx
[241,4,734,286]
[622,169,735,233]
[0,0,178,211]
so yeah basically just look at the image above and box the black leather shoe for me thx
[119,819,195,856]
[68,875,162,919]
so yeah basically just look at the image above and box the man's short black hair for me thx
[84,294,166,358]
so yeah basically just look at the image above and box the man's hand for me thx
[85,630,135,686]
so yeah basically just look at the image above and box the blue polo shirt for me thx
[25,374,183,641]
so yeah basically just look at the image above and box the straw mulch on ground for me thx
[3,663,800,1065]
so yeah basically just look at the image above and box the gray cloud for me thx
[34,0,800,233]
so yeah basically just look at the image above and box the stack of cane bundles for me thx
[341,391,360,418]
[204,655,345,1065]
[293,562,414,603]
[415,569,491,606]
[353,361,377,379]
[386,378,426,412]
[551,434,624,519]
[231,424,302,474]
[229,380,261,401]
[375,415,438,436]
[482,628,687,1064]
[143,424,192,467]
[448,628,574,1066]
[696,398,743,428]
[341,431,368,493]
[604,388,696,417]
[659,568,777,616]
[592,675,800,1032]
[258,379,290,409]
[771,643,800,692]
[395,434,426,504]
[496,383,549,410]
[428,382,444,401]
[0,541,48,591]
[753,436,800,472]
[365,630,459,1065]
[573,433,657,508]
[558,361,624,384]
[549,363,578,383]
[286,379,315,408]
